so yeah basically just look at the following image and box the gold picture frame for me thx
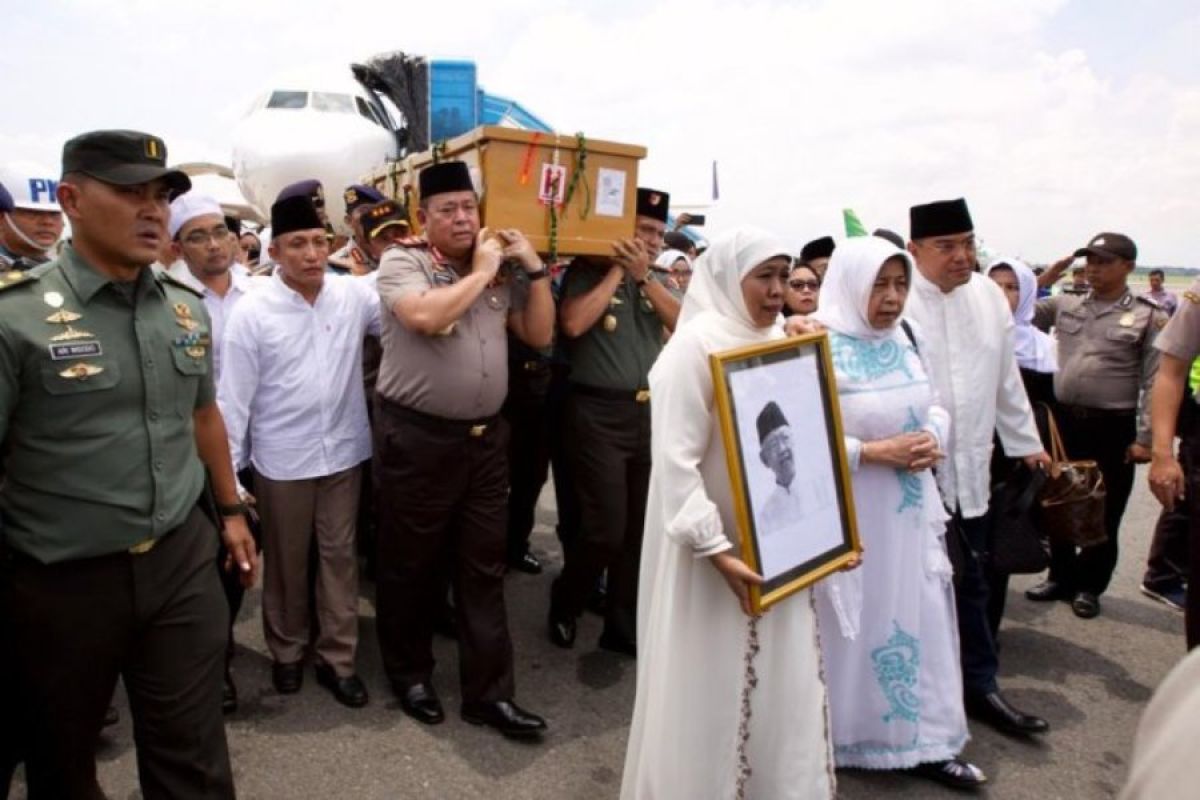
[710,332,861,613]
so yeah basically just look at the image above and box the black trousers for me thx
[1048,409,1137,596]
[0,505,234,800]
[1145,436,1193,592]
[955,513,1000,696]
[374,401,515,703]
[552,391,651,640]
[1185,431,1200,649]
[502,361,554,563]
[216,468,263,667]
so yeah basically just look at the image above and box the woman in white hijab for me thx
[812,236,985,789]
[655,247,693,293]
[621,228,835,800]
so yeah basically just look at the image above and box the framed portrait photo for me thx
[710,332,861,613]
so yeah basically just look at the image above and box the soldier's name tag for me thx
[48,340,102,361]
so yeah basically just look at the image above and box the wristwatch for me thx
[216,500,248,517]
[528,263,550,281]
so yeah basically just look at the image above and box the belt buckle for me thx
[469,424,487,438]
[128,537,157,555]
[635,389,651,404]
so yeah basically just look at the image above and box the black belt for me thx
[379,396,499,438]
[570,382,651,404]
[1059,404,1135,420]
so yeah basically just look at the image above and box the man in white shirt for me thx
[219,194,380,708]
[168,192,261,715]
[904,198,1051,739]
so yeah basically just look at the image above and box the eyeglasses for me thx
[182,227,232,246]
[789,279,820,291]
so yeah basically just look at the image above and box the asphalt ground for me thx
[10,466,1188,800]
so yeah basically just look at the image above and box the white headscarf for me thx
[811,236,913,340]
[676,226,793,336]
[655,248,690,271]
[989,257,1057,373]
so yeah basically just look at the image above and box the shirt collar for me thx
[270,266,324,305]
[60,243,161,305]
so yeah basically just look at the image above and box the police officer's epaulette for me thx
[1136,294,1162,310]
[395,236,428,249]
[0,266,40,294]
[155,270,204,298]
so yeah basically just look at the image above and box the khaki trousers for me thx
[256,465,362,676]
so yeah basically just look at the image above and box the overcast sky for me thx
[2,0,1197,265]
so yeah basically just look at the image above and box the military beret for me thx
[636,188,669,224]
[343,184,385,214]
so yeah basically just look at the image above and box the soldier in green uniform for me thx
[1027,232,1167,619]
[548,188,681,655]
[0,130,257,799]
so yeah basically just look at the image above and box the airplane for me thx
[230,53,552,235]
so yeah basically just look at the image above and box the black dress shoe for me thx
[272,661,304,694]
[398,682,445,725]
[314,664,369,708]
[1025,579,1072,602]
[1072,591,1101,619]
[909,758,988,789]
[965,690,1049,736]
[222,670,238,714]
[548,614,577,649]
[102,705,119,728]
[509,551,543,575]
[461,699,547,740]
[598,629,637,657]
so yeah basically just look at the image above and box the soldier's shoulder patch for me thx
[0,268,40,294]
[156,271,203,298]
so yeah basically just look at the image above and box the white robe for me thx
[620,315,835,800]
[903,271,1042,518]
[814,326,968,769]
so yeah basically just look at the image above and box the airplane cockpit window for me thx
[311,92,355,114]
[266,90,308,109]
[356,97,385,128]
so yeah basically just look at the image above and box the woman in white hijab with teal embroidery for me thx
[621,228,835,799]
[812,236,985,789]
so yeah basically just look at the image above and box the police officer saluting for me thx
[374,160,553,738]
[549,188,681,655]
[1028,232,1166,618]
[0,130,257,799]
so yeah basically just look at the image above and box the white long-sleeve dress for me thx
[621,313,835,800]
[814,325,969,769]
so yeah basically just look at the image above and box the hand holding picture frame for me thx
[710,331,861,613]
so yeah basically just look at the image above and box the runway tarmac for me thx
[13,465,1188,799]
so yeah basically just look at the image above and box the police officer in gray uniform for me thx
[0,130,258,799]
[1027,232,1167,618]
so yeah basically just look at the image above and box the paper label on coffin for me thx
[595,168,626,217]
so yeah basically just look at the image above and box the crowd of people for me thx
[0,128,1195,799]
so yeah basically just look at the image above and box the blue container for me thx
[429,60,479,142]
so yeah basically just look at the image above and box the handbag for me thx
[1037,405,1107,548]
[989,464,1049,574]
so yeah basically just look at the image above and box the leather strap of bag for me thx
[1040,402,1069,467]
